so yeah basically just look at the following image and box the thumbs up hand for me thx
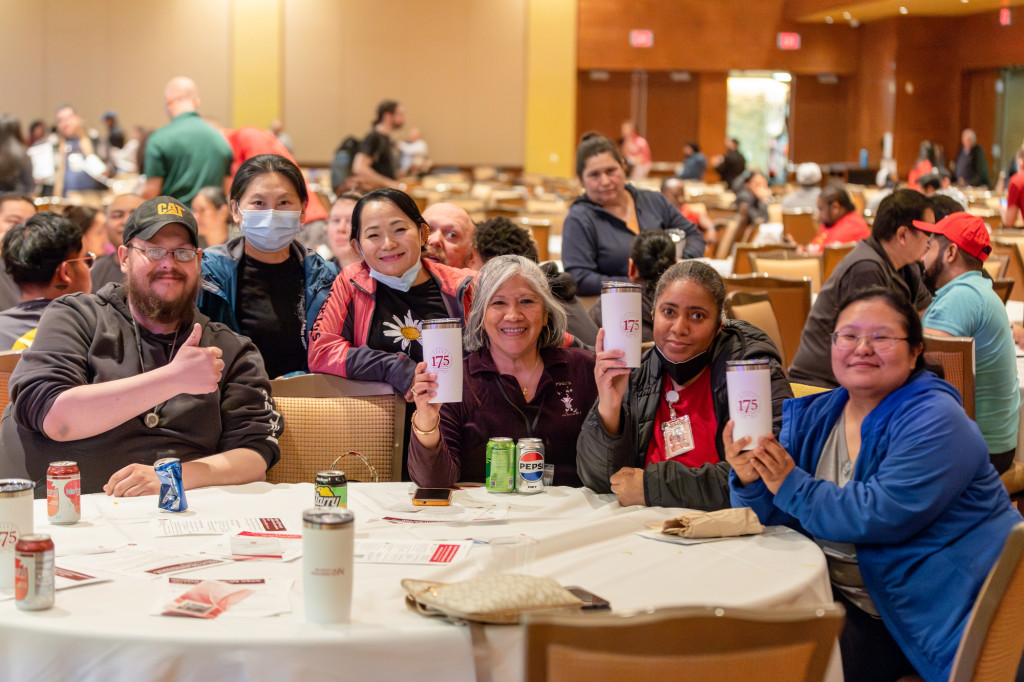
[169,323,224,395]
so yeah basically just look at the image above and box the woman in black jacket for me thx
[577,260,792,509]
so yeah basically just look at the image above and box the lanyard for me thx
[493,375,543,437]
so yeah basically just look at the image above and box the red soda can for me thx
[47,461,81,525]
[15,534,55,611]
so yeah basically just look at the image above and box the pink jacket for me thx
[308,259,475,393]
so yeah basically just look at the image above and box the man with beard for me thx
[917,212,1018,474]
[422,202,482,270]
[789,189,934,388]
[0,196,281,495]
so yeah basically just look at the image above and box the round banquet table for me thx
[0,482,836,681]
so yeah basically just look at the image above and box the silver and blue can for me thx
[154,457,188,512]
[515,438,545,494]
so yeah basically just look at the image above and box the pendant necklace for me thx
[132,316,180,428]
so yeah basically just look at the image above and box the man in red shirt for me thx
[806,183,869,253]
[1003,145,1024,228]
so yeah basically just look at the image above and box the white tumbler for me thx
[0,479,34,589]
[302,508,354,624]
[421,318,464,403]
[725,359,773,450]
[600,282,643,367]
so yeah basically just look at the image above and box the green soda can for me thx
[485,437,515,492]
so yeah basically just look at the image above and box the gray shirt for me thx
[788,236,931,387]
[0,298,49,349]
[813,414,879,616]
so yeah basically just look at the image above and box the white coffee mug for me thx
[600,282,643,367]
[421,318,464,403]
[0,479,34,589]
[725,359,773,450]
[302,508,355,624]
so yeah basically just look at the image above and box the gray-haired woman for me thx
[577,260,792,509]
[408,255,597,488]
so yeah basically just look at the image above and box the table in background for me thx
[0,483,834,681]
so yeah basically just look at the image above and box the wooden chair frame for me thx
[731,242,797,276]
[523,603,845,682]
[949,522,1024,682]
[781,210,818,246]
[748,255,823,294]
[725,275,813,371]
[923,334,976,419]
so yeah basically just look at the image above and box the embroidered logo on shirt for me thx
[382,312,422,351]
[556,382,580,416]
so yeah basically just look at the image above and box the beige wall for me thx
[1,0,232,136]
[282,0,527,165]
[2,0,526,167]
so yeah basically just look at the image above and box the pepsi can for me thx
[154,458,188,512]
[516,438,545,494]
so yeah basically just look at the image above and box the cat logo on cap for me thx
[157,202,184,217]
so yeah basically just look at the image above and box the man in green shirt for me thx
[142,76,232,204]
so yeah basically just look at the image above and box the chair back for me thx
[992,278,1014,305]
[949,522,1024,682]
[523,603,845,682]
[732,243,797,276]
[781,210,818,245]
[749,255,823,294]
[0,350,22,415]
[714,217,742,260]
[991,239,1024,302]
[767,202,783,223]
[923,334,975,419]
[725,291,785,363]
[268,373,406,483]
[822,242,857,281]
[983,253,1010,280]
[725,275,813,371]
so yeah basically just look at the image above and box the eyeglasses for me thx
[64,252,96,268]
[129,245,199,262]
[831,332,909,351]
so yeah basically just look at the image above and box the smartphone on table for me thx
[412,488,453,506]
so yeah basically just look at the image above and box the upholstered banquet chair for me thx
[267,373,405,483]
[523,603,844,682]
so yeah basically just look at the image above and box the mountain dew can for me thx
[485,437,515,492]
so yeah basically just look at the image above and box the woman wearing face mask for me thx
[308,188,475,399]
[577,260,792,509]
[198,154,339,378]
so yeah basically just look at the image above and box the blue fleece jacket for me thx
[730,371,1021,681]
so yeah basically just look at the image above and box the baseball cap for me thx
[123,196,199,247]
[913,212,991,262]
[796,162,822,186]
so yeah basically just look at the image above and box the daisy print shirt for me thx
[366,276,450,363]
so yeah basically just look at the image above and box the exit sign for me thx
[1000,8,1012,25]
[777,32,802,50]
[630,30,654,48]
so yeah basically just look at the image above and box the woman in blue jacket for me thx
[727,286,1021,682]
[198,154,338,378]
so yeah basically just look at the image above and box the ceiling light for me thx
[899,6,908,14]
[843,11,852,19]
[772,72,792,82]
[825,16,833,23]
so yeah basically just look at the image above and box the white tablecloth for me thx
[0,482,834,681]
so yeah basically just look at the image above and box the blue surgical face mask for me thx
[239,209,302,252]
[368,259,422,293]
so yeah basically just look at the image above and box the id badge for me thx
[661,414,695,459]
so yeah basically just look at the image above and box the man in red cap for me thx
[917,212,1019,474]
